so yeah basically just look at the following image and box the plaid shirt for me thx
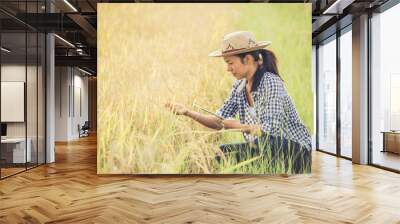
[216,72,312,150]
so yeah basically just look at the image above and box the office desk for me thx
[382,131,400,154]
[1,138,32,163]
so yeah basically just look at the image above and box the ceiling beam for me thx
[55,55,96,69]
[67,13,97,39]
[322,0,356,14]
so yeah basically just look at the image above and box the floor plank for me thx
[0,134,400,223]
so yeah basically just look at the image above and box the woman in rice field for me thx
[165,31,311,174]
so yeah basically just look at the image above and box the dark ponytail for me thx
[238,49,282,92]
[259,49,280,78]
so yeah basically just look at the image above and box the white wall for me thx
[55,67,89,141]
[1,64,26,81]
[55,66,70,141]
[72,73,89,138]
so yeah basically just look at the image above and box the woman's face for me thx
[223,55,251,80]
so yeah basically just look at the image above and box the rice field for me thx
[97,3,312,174]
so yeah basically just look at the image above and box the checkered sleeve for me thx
[259,76,284,134]
[215,81,240,119]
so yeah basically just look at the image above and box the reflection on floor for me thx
[373,150,400,171]
[0,163,41,178]
[0,167,25,178]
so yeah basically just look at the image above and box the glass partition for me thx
[317,35,337,155]
[27,30,38,169]
[0,1,46,179]
[38,32,45,165]
[371,3,400,171]
[339,27,352,158]
[1,30,28,177]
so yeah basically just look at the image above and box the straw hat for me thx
[208,31,271,57]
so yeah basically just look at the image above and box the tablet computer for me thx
[193,103,224,120]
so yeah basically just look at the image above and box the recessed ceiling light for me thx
[322,0,354,15]
[78,67,93,76]
[54,34,75,48]
[63,0,78,12]
[1,47,11,53]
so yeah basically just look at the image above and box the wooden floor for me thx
[1,135,400,223]
[1,163,44,178]
[0,167,26,178]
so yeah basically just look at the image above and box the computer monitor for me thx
[1,123,7,137]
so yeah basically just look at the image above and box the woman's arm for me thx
[222,119,261,135]
[184,110,223,130]
[165,102,261,135]
[165,102,222,130]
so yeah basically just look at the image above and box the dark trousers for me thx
[217,135,312,174]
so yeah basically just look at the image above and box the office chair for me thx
[79,121,90,138]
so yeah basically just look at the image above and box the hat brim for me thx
[208,41,271,57]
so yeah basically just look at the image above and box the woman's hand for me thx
[220,120,262,136]
[245,124,262,136]
[165,101,188,115]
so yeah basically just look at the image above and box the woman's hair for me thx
[237,49,282,92]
